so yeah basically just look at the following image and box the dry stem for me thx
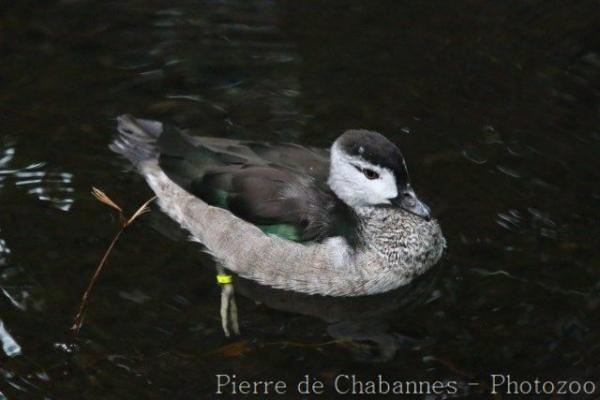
[71,188,155,337]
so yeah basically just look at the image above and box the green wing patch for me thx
[207,189,229,209]
[202,190,304,242]
[257,223,302,242]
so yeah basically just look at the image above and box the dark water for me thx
[1,1,599,398]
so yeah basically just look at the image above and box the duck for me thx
[110,115,445,333]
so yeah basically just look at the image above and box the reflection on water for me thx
[0,197,22,360]
[0,320,21,358]
[0,140,75,212]
[0,238,9,264]
[0,139,74,383]
[0,0,598,398]
[495,207,557,239]
[13,168,74,212]
[233,269,441,363]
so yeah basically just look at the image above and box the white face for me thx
[327,142,398,208]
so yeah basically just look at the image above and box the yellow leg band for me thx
[216,274,233,285]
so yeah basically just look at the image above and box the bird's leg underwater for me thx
[217,265,240,337]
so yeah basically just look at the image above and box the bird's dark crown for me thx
[337,129,410,186]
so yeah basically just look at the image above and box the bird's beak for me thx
[391,187,431,221]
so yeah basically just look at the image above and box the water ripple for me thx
[0,142,75,212]
[495,207,558,239]
[0,319,21,357]
[114,0,304,140]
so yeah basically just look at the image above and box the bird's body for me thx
[111,115,445,297]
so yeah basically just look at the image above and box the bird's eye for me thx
[363,168,379,180]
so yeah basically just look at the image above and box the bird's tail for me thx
[109,114,163,166]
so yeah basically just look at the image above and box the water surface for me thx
[1,1,599,398]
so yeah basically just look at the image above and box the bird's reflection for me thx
[234,270,440,362]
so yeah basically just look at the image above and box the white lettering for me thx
[216,374,231,395]
[334,374,350,394]
[491,374,506,394]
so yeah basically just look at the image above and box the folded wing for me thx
[152,123,356,243]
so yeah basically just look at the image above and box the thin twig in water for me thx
[71,187,156,337]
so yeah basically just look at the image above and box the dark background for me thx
[1,0,599,398]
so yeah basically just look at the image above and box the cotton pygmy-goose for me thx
[110,115,445,298]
